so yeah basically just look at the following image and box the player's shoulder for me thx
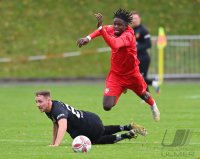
[52,100,61,108]
[52,100,66,111]
[105,25,113,28]
[140,24,149,33]
[51,101,69,119]
[103,25,113,30]
[123,26,134,37]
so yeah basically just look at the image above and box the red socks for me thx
[146,95,154,106]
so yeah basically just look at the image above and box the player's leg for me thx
[103,74,124,111]
[140,55,160,94]
[102,125,131,135]
[103,123,147,136]
[139,91,160,122]
[145,78,160,95]
[139,57,150,92]
[103,96,117,111]
[94,130,137,144]
[129,75,160,121]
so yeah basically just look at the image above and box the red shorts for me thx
[103,72,147,104]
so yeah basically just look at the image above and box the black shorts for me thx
[70,111,105,143]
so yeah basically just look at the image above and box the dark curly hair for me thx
[113,8,132,25]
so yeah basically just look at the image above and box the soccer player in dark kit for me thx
[131,11,160,94]
[35,90,147,147]
[76,9,160,121]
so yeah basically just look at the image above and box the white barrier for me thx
[0,35,200,79]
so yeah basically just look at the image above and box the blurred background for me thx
[0,0,199,81]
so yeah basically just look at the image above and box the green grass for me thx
[0,82,200,159]
[0,0,199,57]
[0,0,199,78]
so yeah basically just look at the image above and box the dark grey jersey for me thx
[45,100,104,141]
[133,24,151,57]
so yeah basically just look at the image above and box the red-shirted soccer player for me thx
[77,9,160,122]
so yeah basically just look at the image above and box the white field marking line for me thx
[0,58,11,62]
[0,47,109,63]
[97,47,110,53]
[184,95,200,99]
[119,141,200,145]
[0,139,47,143]
[28,55,46,61]
[0,47,110,63]
[0,139,199,145]
[1,35,200,63]
[63,51,81,57]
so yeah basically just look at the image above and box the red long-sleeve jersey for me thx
[88,25,140,76]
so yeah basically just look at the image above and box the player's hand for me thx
[76,38,89,48]
[94,13,103,28]
[48,144,59,147]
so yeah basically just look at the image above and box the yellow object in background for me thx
[157,27,167,84]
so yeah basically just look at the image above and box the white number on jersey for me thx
[65,104,82,118]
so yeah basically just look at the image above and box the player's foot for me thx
[130,122,148,136]
[126,129,138,139]
[155,86,160,95]
[152,80,160,95]
[151,105,160,122]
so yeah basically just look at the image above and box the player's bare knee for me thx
[140,92,150,101]
[103,103,114,111]
[103,96,116,111]
[103,106,112,111]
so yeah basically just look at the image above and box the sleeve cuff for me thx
[98,26,102,30]
[86,36,91,41]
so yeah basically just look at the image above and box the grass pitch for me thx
[0,82,200,159]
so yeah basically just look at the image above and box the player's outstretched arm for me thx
[49,119,67,147]
[50,122,58,146]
